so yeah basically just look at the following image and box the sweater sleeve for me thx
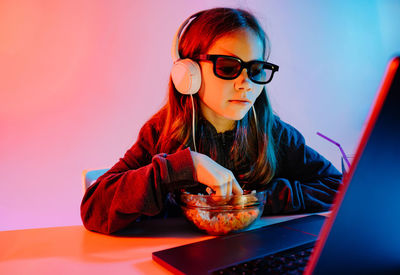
[263,118,342,214]
[80,120,196,234]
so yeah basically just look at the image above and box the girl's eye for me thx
[216,58,241,77]
[250,63,267,78]
[217,66,237,76]
[251,68,262,76]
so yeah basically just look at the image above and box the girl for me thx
[81,7,342,234]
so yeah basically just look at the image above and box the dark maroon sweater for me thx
[81,115,342,234]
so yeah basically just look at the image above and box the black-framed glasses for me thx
[197,54,279,84]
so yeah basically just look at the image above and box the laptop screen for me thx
[308,56,400,274]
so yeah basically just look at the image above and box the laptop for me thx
[152,56,400,275]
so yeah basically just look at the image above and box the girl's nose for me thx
[234,69,252,92]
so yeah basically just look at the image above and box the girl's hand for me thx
[190,151,243,197]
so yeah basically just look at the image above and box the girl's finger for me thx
[226,179,233,197]
[232,178,243,195]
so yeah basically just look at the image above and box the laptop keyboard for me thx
[211,243,314,275]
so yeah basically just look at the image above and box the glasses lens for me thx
[215,57,241,78]
[249,62,272,83]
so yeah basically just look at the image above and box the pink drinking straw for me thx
[316,132,351,169]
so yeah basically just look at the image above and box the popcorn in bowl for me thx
[180,190,267,235]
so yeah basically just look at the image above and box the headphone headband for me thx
[171,15,193,62]
[171,11,204,62]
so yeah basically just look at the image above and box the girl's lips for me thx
[229,100,251,106]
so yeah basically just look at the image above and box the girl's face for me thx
[198,28,265,132]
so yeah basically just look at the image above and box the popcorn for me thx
[183,207,260,235]
[180,191,265,235]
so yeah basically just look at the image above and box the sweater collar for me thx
[198,115,236,138]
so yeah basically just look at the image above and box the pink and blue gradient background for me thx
[1,0,399,231]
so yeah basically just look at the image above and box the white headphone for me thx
[170,14,202,95]
[170,13,202,152]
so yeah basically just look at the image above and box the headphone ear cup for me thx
[171,59,201,95]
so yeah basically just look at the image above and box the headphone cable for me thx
[190,94,197,152]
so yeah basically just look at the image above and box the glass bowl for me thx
[180,190,267,235]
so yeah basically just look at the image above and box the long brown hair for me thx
[153,7,277,188]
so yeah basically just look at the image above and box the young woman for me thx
[81,7,342,234]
